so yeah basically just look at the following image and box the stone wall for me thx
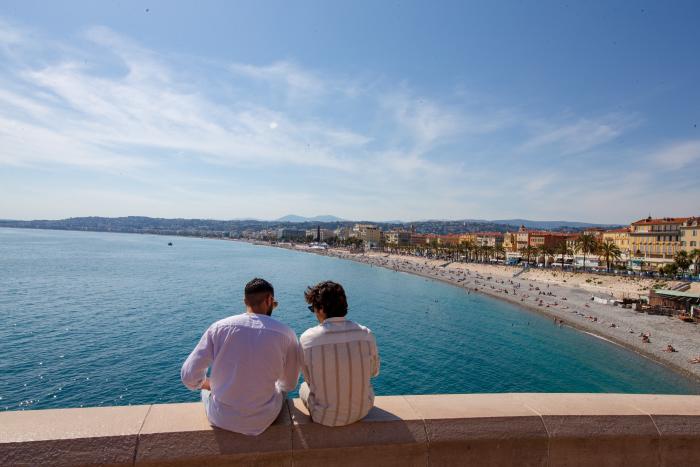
[1,393,699,466]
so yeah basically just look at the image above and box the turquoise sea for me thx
[1,228,698,411]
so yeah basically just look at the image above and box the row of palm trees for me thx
[386,233,700,276]
[660,249,700,277]
[516,233,611,271]
[396,233,610,271]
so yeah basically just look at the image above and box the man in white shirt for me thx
[299,281,380,427]
[181,278,300,436]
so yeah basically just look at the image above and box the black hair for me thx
[304,281,348,318]
[245,278,274,306]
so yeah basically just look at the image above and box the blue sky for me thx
[1,0,698,223]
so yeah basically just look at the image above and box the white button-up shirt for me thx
[300,317,380,426]
[181,313,300,435]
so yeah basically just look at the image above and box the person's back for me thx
[299,281,380,426]
[181,278,299,436]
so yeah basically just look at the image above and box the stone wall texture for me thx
[1,393,699,466]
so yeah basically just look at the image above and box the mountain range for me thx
[274,215,619,229]
[274,214,347,223]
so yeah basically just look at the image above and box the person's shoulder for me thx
[299,324,324,345]
[260,315,297,338]
[209,313,248,330]
[346,319,374,336]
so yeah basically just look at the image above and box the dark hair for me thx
[304,281,348,318]
[245,278,274,306]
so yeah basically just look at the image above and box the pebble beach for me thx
[287,245,700,383]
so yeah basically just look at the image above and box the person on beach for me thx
[299,281,380,426]
[180,278,300,436]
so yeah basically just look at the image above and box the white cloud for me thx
[649,140,700,170]
[0,26,368,172]
[521,114,638,155]
[230,60,326,101]
[1,17,689,222]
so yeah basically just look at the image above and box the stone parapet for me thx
[1,393,699,466]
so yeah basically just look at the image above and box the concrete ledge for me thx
[1,394,699,466]
[0,405,150,466]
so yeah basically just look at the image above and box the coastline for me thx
[3,227,697,386]
[247,241,700,385]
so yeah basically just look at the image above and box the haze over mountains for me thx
[274,215,618,229]
[0,215,623,238]
[274,215,346,223]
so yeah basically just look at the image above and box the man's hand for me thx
[200,378,211,391]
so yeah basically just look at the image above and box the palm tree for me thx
[537,245,555,267]
[429,238,439,258]
[673,250,691,275]
[555,241,572,270]
[494,244,506,263]
[598,240,622,272]
[474,245,483,262]
[518,246,528,264]
[462,240,475,262]
[690,249,700,276]
[520,245,537,265]
[484,245,495,262]
[575,233,599,271]
[661,263,679,277]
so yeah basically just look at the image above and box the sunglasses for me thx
[307,305,315,313]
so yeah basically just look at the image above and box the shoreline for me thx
[3,227,697,386]
[247,241,700,385]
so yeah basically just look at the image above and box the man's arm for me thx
[181,326,215,390]
[278,334,301,392]
[369,334,380,377]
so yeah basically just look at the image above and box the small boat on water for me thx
[168,242,173,246]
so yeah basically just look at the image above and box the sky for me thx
[1,0,699,223]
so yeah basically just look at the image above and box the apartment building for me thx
[353,224,383,248]
[629,217,688,265]
[528,231,568,250]
[601,228,631,256]
[384,230,412,247]
[680,217,700,253]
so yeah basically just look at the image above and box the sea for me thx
[1,227,698,411]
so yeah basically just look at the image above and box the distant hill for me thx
[275,214,346,223]
[0,215,622,238]
[488,219,621,229]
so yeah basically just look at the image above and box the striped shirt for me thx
[299,317,380,426]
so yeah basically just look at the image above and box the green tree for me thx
[520,245,537,265]
[429,238,439,258]
[661,263,679,277]
[598,240,622,272]
[494,244,506,263]
[673,250,691,274]
[690,249,700,276]
[484,245,495,262]
[555,241,573,270]
[575,233,599,271]
[462,240,474,262]
[538,245,555,267]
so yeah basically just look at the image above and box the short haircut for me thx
[244,278,274,306]
[304,281,348,318]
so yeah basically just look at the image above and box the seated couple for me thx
[180,278,380,436]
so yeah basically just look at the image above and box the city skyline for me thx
[1,1,699,223]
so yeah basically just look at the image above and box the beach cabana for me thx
[648,289,700,314]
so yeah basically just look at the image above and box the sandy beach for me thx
[269,243,700,383]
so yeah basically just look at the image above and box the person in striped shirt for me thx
[299,281,380,426]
